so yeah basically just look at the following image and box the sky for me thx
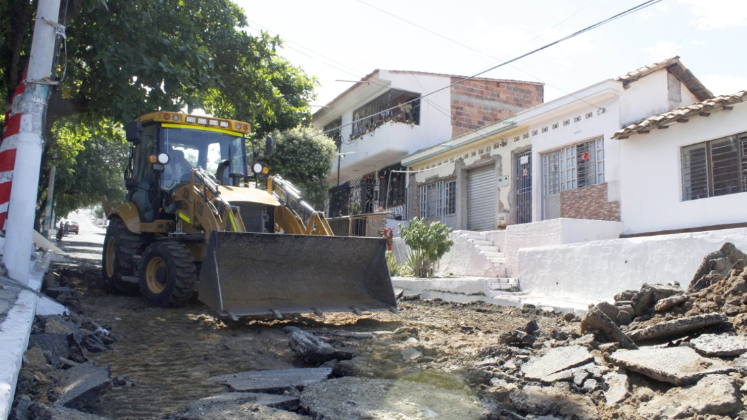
[234,0,747,109]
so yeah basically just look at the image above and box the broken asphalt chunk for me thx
[637,374,740,419]
[688,333,747,357]
[285,327,354,364]
[580,306,637,350]
[53,361,111,409]
[509,385,599,420]
[626,312,727,342]
[520,345,593,381]
[172,392,303,419]
[300,376,489,420]
[607,346,734,385]
[208,367,331,393]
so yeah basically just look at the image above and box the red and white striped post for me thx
[0,71,27,230]
[2,0,60,283]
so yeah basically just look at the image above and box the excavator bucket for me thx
[198,231,397,319]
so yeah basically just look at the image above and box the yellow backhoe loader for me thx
[102,112,396,319]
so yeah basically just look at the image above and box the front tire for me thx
[139,241,197,307]
[102,218,141,294]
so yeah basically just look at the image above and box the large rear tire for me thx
[102,218,141,294]
[138,241,197,307]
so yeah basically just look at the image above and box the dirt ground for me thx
[42,214,574,420]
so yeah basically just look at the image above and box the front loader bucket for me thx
[198,231,397,318]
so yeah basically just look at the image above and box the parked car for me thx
[68,221,79,234]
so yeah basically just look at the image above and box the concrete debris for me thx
[500,329,536,347]
[637,374,740,419]
[509,385,599,420]
[208,367,332,392]
[607,346,735,385]
[580,305,637,350]
[53,361,111,408]
[171,393,306,420]
[300,376,489,420]
[631,283,683,316]
[626,312,727,342]
[520,345,593,381]
[283,327,354,364]
[687,333,747,357]
[653,293,688,312]
[27,334,86,369]
[602,371,630,406]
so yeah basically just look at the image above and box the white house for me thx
[312,70,543,220]
[402,57,712,232]
[614,90,747,236]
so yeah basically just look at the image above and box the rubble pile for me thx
[10,274,123,420]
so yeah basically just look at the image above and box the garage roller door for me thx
[467,165,496,231]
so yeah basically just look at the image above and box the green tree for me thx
[51,118,129,216]
[399,218,454,278]
[261,126,336,208]
[0,0,317,219]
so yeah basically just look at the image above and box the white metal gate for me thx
[516,151,532,224]
[467,165,496,231]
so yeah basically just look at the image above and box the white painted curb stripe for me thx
[0,254,49,420]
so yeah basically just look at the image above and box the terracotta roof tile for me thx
[613,90,747,139]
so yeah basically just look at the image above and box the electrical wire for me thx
[324,0,662,136]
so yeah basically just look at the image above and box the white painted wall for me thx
[618,102,747,235]
[519,227,747,303]
[618,70,699,127]
[505,218,623,277]
[322,71,454,184]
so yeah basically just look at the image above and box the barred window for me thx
[419,180,456,218]
[682,133,747,201]
[542,136,604,195]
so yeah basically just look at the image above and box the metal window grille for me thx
[682,133,747,201]
[542,136,605,194]
[446,181,456,215]
[419,180,456,218]
[542,151,561,196]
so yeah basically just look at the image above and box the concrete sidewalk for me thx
[0,251,58,420]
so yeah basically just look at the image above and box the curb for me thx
[0,252,52,420]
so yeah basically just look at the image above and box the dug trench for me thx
[11,229,747,420]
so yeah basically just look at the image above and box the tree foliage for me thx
[0,0,318,218]
[261,127,336,208]
[49,117,129,217]
[399,218,454,278]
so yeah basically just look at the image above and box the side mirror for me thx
[264,135,275,157]
[125,121,143,144]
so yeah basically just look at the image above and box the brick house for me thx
[311,70,543,223]
[402,57,712,231]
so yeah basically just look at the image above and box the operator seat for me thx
[162,148,193,190]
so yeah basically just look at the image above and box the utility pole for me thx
[42,159,56,238]
[4,0,61,283]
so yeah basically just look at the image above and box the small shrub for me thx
[399,218,453,278]
[385,251,401,276]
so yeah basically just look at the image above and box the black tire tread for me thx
[102,218,142,294]
[139,241,197,307]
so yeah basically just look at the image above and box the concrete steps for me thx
[458,231,507,277]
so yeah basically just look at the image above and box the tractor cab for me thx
[124,112,252,222]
